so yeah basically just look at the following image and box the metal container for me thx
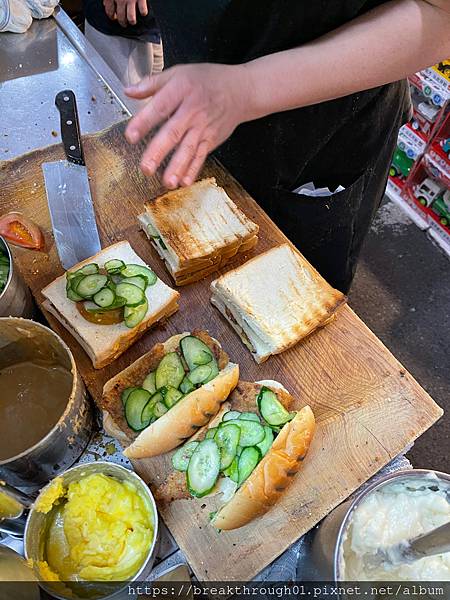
[0,318,93,488]
[311,469,450,581]
[24,461,159,600]
[0,546,40,600]
[0,237,34,318]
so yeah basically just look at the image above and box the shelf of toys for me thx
[386,61,450,256]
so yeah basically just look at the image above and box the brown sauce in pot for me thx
[0,362,72,461]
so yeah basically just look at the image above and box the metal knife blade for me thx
[42,90,101,270]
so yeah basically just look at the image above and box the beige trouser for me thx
[84,20,163,88]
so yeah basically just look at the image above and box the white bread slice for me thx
[210,243,346,363]
[138,178,259,285]
[102,331,239,458]
[41,241,180,369]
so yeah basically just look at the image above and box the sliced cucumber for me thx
[257,387,295,426]
[121,386,138,407]
[223,457,239,483]
[239,412,260,423]
[225,419,265,447]
[203,360,219,383]
[223,410,241,422]
[115,282,145,307]
[142,372,157,395]
[104,259,125,274]
[85,296,127,312]
[146,222,160,238]
[121,264,157,286]
[172,441,199,472]
[124,298,148,328]
[205,427,217,439]
[180,336,214,370]
[189,363,213,386]
[155,352,185,389]
[141,395,159,425]
[215,424,240,470]
[122,275,147,291]
[66,279,83,302]
[180,375,195,395]
[153,401,168,418]
[75,274,108,298]
[187,439,220,498]
[93,287,115,308]
[161,385,183,409]
[125,388,151,431]
[256,425,274,457]
[69,263,99,278]
[238,447,261,486]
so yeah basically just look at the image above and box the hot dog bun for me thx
[211,403,315,530]
[102,330,239,459]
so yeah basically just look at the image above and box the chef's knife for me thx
[42,90,101,270]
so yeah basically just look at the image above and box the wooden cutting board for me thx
[0,121,443,581]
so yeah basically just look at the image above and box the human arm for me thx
[124,0,450,187]
[103,0,148,27]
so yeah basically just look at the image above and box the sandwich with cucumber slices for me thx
[42,241,179,369]
[102,330,239,458]
[158,380,315,530]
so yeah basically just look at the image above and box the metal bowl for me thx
[0,237,34,318]
[0,318,93,488]
[311,469,450,581]
[24,461,159,600]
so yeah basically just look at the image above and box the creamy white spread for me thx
[342,477,450,580]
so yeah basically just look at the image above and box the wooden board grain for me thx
[0,121,443,581]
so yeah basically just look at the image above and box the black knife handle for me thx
[55,90,85,166]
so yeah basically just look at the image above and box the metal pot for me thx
[24,461,159,600]
[310,469,450,581]
[0,318,93,488]
[0,237,34,318]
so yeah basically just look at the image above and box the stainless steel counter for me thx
[0,8,141,160]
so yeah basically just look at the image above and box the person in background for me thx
[123,0,450,293]
[84,0,162,87]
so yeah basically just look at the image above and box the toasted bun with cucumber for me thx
[102,330,239,459]
[160,380,315,530]
[212,403,315,530]
[42,241,179,369]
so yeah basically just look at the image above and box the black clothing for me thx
[150,0,410,291]
[84,0,160,43]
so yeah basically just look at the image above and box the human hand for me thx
[124,63,253,188]
[103,0,148,27]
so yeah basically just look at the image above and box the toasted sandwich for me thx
[42,241,180,369]
[210,243,346,363]
[138,178,259,285]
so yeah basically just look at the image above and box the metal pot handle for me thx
[0,482,35,538]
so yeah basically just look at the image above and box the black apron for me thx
[150,0,410,292]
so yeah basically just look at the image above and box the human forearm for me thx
[242,0,450,121]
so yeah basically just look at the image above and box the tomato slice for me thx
[0,212,44,250]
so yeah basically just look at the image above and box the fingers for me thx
[127,0,137,25]
[138,0,148,16]
[125,79,182,144]
[103,0,115,19]
[139,106,191,176]
[124,70,170,99]
[115,0,127,26]
[181,141,209,186]
[161,129,201,188]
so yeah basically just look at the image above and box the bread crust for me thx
[212,404,315,530]
[101,330,239,458]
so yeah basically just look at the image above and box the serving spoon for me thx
[363,521,450,571]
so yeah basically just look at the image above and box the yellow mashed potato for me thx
[35,473,153,582]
